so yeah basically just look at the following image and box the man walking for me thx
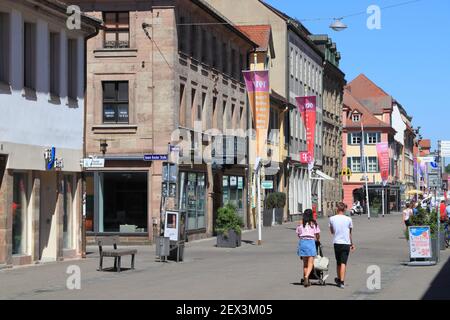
[329,202,356,289]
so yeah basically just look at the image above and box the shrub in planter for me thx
[265,192,286,225]
[216,204,244,248]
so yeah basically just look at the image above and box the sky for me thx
[265,0,450,151]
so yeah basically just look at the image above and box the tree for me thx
[446,164,450,174]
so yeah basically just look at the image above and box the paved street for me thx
[1,212,449,300]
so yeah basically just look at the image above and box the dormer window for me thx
[352,113,361,122]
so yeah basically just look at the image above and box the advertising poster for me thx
[164,211,179,241]
[376,142,390,185]
[243,70,270,160]
[409,226,432,259]
[296,96,316,165]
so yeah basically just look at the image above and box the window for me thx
[222,175,245,216]
[179,172,206,230]
[0,12,9,83]
[231,103,236,129]
[178,16,185,52]
[191,88,196,124]
[294,51,298,79]
[231,48,236,79]
[103,12,129,48]
[352,113,361,122]
[290,48,294,76]
[367,157,379,173]
[240,105,244,129]
[67,39,77,99]
[212,36,218,68]
[222,42,227,74]
[179,83,185,126]
[201,29,207,63]
[366,132,381,144]
[102,81,129,123]
[24,22,36,90]
[190,24,196,58]
[212,96,217,128]
[239,54,244,81]
[350,132,362,145]
[49,33,60,96]
[12,173,28,255]
[199,92,206,122]
[222,100,227,129]
[348,157,362,173]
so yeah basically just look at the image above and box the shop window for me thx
[179,172,206,230]
[103,12,129,49]
[103,81,129,123]
[222,176,244,216]
[12,173,28,255]
[85,173,94,232]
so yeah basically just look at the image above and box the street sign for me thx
[441,141,450,157]
[262,181,273,190]
[144,154,168,161]
[82,158,105,168]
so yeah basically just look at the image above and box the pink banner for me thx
[243,70,270,158]
[376,142,390,184]
[296,96,316,165]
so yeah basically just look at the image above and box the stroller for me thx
[301,241,329,286]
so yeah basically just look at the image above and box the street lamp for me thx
[330,18,348,31]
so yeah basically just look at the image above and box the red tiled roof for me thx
[419,139,431,149]
[344,89,392,130]
[236,25,271,52]
[345,74,393,114]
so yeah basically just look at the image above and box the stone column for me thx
[56,173,64,261]
[30,172,40,262]
[0,170,12,266]
[206,163,214,236]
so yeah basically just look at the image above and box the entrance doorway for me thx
[39,172,58,261]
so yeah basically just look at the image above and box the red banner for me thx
[296,96,316,165]
[376,142,390,185]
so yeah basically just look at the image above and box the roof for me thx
[345,74,393,114]
[236,25,275,58]
[343,89,393,130]
[419,139,431,149]
[193,0,258,48]
[257,0,324,60]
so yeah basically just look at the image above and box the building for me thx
[310,35,346,216]
[71,0,256,243]
[343,74,407,214]
[0,0,100,267]
[206,0,325,220]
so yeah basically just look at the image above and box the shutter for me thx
[347,157,351,171]
[348,133,352,145]
[377,132,381,143]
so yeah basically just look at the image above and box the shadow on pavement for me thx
[422,256,450,300]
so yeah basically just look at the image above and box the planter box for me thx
[263,209,273,227]
[440,231,446,251]
[275,208,284,225]
[217,230,241,248]
[431,238,438,262]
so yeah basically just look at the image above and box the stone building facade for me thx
[310,35,346,216]
[71,0,255,243]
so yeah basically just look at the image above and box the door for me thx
[39,172,58,261]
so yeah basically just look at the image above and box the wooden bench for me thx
[96,236,137,273]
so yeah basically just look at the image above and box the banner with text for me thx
[376,142,390,185]
[243,70,270,160]
[296,96,316,165]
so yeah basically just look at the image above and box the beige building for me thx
[71,0,256,243]
[0,0,99,267]
[310,35,346,216]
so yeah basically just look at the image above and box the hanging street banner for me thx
[376,142,390,185]
[243,70,270,160]
[296,96,316,165]
[409,226,432,259]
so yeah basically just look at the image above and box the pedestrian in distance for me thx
[440,200,448,224]
[329,202,355,289]
[403,202,413,227]
[296,209,321,288]
[412,201,419,216]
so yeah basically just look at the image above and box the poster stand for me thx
[407,226,436,266]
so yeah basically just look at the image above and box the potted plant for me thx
[264,192,286,226]
[216,204,244,248]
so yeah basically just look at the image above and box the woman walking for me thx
[296,209,321,288]
[403,202,413,227]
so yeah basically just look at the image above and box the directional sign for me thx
[441,141,450,157]
[144,154,168,161]
[82,158,105,168]
[262,181,273,190]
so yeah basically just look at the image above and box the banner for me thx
[296,96,316,165]
[243,70,270,159]
[376,142,390,185]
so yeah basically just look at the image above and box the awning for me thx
[311,170,334,181]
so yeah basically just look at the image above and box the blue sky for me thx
[266,0,450,151]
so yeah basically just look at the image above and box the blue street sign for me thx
[47,147,55,170]
[144,154,168,161]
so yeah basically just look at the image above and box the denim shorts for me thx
[298,239,317,257]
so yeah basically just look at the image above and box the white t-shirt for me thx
[403,208,412,221]
[329,215,353,245]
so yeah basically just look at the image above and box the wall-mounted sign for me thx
[262,180,273,190]
[441,141,450,157]
[82,158,105,168]
[144,154,168,161]
[409,226,432,259]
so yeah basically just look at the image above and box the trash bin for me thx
[168,241,185,262]
[155,236,170,259]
